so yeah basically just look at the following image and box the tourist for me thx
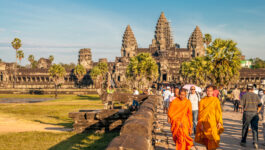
[232,85,240,112]
[132,88,139,111]
[163,86,171,113]
[239,88,247,113]
[195,85,224,150]
[219,86,227,111]
[187,86,200,134]
[240,84,262,149]
[168,89,193,150]
[105,86,115,109]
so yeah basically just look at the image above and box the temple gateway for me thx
[0,12,264,93]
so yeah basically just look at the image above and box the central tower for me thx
[150,12,174,50]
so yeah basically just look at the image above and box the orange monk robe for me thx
[195,96,224,150]
[168,97,193,150]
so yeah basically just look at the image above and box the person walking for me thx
[232,85,241,112]
[219,86,227,111]
[195,85,224,150]
[187,86,200,134]
[168,89,193,150]
[240,84,262,149]
[132,88,139,111]
[163,86,171,113]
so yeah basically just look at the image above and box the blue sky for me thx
[0,0,265,65]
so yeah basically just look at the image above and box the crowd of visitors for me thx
[160,83,265,150]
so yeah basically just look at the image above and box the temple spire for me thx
[187,25,205,57]
[121,25,138,57]
[150,12,174,50]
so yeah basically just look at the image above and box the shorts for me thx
[163,100,169,108]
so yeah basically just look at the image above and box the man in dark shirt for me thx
[240,84,262,149]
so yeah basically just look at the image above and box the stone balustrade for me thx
[106,95,161,150]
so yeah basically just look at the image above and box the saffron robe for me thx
[195,96,224,150]
[168,97,193,150]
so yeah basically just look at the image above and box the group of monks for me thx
[168,85,224,150]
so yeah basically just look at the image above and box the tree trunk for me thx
[55,84,58,98]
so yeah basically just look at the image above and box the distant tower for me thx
[187,26,205,57]
[150,12,174,50]
[121,25,138,57]
[78,48,92,70]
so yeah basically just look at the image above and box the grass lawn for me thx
[0,94,118,150]
[0,94,103,128]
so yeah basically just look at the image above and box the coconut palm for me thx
[48,64,66,98]
[90,62,108,89]
[17,50,24,64]
[74,64,87,88]
[204,33,212,47]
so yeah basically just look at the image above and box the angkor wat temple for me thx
[0,12,264,92]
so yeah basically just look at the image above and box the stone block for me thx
[106,134,152,150]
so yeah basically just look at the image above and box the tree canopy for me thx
[126,53,158,89]
[74,64,87,82]
[250,58,265,69]
[181,38,241,87]
[49,55,54,63]
[17,50,24,64]
[48,64,66,98]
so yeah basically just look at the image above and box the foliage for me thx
[59,62,76,70]
[181,38,241,87]
[28,55,34,63]
[49,55,54,63]
[0,58,2,63]
[11,38,22,51]
[17,50,24,64]
[90,62,109,89]
[126,53,158,89]
[250,57,265,69]
[48,64,66,98]
[203,33,212,47]
[74,64,87,83]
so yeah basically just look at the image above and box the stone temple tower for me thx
[150,12,174,50]
[121,25,138,57]
[78,48,92,70]
[187,26,205,57]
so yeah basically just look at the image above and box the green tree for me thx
[74,64,87,88]
[11,38,22,88]
[126,53,158,89]
[251,58,265,69]
[204,33,212,47]
[181,38,241,88]
[59,62,76,70]
[90,62,108,89]
[48,64,66,98]
[17,50,24,64]
[28,55,34,64]
[206,38,241,87]
[49,55,54,64]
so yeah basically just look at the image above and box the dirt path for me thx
[154,101,265,150]
[0,114,71,133]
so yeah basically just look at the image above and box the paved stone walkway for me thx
[154,101,265,150]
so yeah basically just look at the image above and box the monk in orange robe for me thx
[168,89,193,150]
[195,85,224,150]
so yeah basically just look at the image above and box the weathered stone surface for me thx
[106,134,152,150]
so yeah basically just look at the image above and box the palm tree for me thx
[74,64,87,88]
[17,50,24,64]
[48,64,66,98]
[28,55,34,64]
[126,53,158,89]
[206,38,241,87]
[48,55,54,64]
[11,38,22,88]
[204,34,212,47]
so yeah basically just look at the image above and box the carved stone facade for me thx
[78,48,93,70]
